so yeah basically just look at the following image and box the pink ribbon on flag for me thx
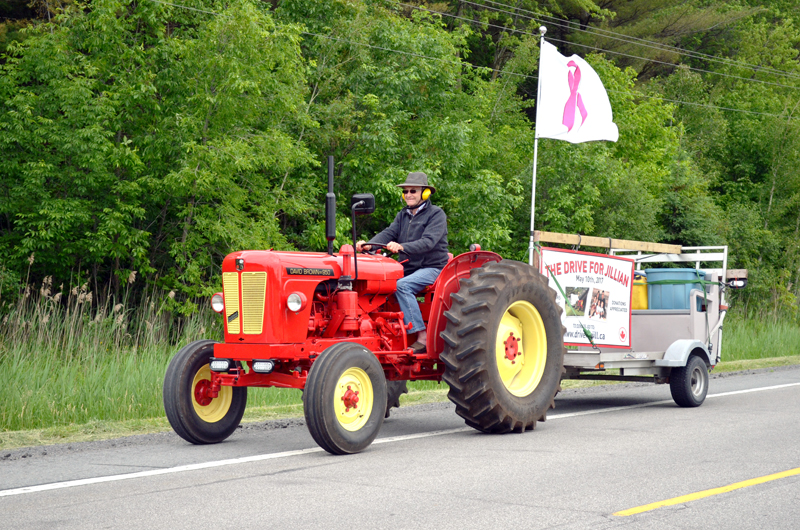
[562,60,588,131]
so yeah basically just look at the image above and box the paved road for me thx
[2,366,799,529]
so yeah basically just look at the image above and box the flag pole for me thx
[528,26,547,266]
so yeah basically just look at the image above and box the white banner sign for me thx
[539,248,634,348]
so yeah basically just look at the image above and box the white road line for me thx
[372,427,472,444]
[2,381,799,498]
[706,382,800,398]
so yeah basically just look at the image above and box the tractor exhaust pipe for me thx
[325,156,335,255]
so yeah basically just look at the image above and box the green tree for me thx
[0,0,316,306]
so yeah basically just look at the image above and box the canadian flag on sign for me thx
[536,40,619,143]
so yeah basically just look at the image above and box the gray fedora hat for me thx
[396,171,435,193]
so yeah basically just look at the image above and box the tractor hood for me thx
[218,249,404,344]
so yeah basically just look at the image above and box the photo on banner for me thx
[539,248,634,348]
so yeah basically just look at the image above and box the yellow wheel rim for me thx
[191,364,233,423]
[333,367,374,432]
[495,300,547,397]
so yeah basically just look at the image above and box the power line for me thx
[144,0,797,120]
[544,35,800,92]
[302,32,800,120]
[467,0,800,82]
[400,1,800,91]
[148,0,216,15]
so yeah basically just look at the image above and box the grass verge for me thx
[2,356,798,451]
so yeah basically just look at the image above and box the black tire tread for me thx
[385,380,409,418]
[303,343,387,454]
[163,340,247,445]
[670,355,708,407]
[439,260,566,434]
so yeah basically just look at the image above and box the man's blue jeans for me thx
[395,267,442,334]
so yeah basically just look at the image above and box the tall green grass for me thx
[720,316,800,361]
[1,278,798,433]
[0,278,303,432]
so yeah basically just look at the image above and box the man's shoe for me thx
[410,341,426,354]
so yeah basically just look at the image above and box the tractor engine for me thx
[209,244,407,389]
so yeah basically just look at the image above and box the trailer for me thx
[164,174,748,456]
[534,234,747,407]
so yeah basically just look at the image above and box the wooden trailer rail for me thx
[533,231,683,254]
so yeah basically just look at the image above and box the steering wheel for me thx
[361,243,391,255]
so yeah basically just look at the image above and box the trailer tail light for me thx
[286,292,307,312]
[252,360,275,373]
[211,293,224,313]
[209,358,231,372]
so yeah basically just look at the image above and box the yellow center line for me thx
[614,467,800,516]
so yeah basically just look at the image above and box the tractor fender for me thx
[426,250,503,356]
[654,340,710,368]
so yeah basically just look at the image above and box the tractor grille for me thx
[241,272,267,334]
[222,272,240,334]
[222,271,267,335]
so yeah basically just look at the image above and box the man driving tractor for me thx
[356,172,449,353]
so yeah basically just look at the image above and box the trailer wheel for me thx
[385,380,409,418]
[163,340,247,444]
[440,260,566,433]
[303,343,387,454]
[670,355,708,407]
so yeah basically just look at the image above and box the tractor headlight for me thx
[286,292,307,312]
[209,358,231,372]
[252,359,275,373]
[211,293,224,313]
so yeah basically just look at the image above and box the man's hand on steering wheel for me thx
[356,241,402,255]
[385,241,403,254]
[357,241,386,254]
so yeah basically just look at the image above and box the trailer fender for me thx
[654,340,710,368]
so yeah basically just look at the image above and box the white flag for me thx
[536,40,619,143]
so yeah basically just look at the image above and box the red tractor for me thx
[163,163,566,454]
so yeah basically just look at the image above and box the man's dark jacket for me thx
[368,201,449,275]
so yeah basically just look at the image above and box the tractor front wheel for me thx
[163,340,247,444]
[303,343,387,454]
[440,260,566,433]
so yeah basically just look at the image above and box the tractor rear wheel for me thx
[163,340,247,444]
[303,343,387,454]
[439,260,565,433]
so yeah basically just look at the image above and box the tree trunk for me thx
[764,168,776,230]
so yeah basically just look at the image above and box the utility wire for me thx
[147,0,217,15]
[298,32,800,120]
[465,0,800,82]
[399,1,800,91]
[542,36,800,91]
[145,0,798,120]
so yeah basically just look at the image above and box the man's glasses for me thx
[402,189,419,195]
